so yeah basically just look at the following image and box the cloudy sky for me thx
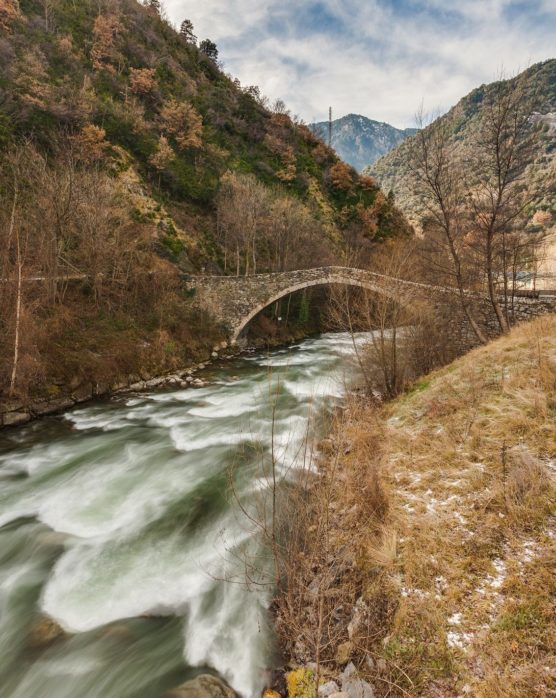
[164,0,556,128]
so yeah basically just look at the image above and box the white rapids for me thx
[0,332,368,698]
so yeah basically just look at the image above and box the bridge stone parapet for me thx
[185,266,556,348]
[187,267,451,342]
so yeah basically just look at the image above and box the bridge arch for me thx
[230,275,396,342]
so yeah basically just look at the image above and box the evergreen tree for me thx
[199,39,218,62]
[179,19,197,44]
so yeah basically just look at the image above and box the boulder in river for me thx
[161,674,236,698]
[2,411,31,427]
[27,615,66,648]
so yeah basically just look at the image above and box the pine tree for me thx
[179,19,196,45]
[199,39,218,62]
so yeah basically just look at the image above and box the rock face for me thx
[161,675,236,698]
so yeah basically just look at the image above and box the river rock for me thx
[129,381,146,391]
[341,664,357,680]
[112,379,128,391]
[340,666,374,698]
[318,681,340,696]
[32,397,75,416]
[341,679,373,698]
[3,411,31,427]
[161,674,236,698]
[211,352,218,359]
[27,615,66,647]
[0,399,24,413]
[72,383,93,403]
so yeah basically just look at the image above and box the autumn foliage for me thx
[159,99,203,150]
[328,161,355,191]
[0,0,20,32]
[73,124,110,164]
[91,14,123,74]
[129,67,157,96]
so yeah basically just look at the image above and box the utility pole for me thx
[328,106,332,148]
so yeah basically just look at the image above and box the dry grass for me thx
[286,315,556,697]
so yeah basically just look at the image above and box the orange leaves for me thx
[276,147,297,183]
[73,125,110,165]
[359,174,378,191]
[91,14,123,74]
[129,67,157,96]
[328,161,355,191]
[0,0,20,32]
[159,99,203,150]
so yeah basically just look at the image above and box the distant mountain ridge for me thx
[310,114,418,171]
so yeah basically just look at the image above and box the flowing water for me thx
[0,332,366,698]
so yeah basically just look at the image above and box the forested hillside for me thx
[370,60,556,232]
[0,0,409,412]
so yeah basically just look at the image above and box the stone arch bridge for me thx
[186,266,556,346]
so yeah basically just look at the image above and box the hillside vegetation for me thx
[0,0,409,410]
[282,314,556,697]
[1,0,406,266]
[370,60,556,233]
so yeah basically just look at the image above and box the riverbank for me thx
[0,315,325,429]
[279,315,556,697]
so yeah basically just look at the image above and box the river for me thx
[0,332,366,698]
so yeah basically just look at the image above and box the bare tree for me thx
[466,74,540,332]
[409,111,488,344]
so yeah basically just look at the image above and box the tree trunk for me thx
[10,233,22,398]
[486,230,509,333]
[445,226,488,344]
[7,179,21,397]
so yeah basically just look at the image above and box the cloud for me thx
[164,0,556,127]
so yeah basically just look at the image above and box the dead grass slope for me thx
[288,315,556,697]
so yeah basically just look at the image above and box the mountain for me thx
[369,60,556,231]
[310,114,418,172]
